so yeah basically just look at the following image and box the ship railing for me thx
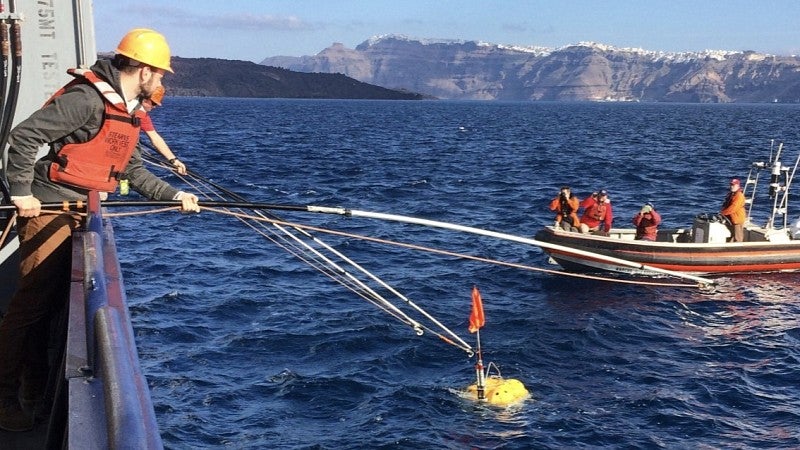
[57,191,163,449]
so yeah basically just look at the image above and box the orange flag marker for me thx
[469,285,487,399]
[468,285,485,333]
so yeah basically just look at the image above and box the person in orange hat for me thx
[720,178,746,242]
[140,86,187,175]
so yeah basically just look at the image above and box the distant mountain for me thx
[261,35,800,103]
[160,56,427,100]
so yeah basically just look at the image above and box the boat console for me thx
[691,214,731,243]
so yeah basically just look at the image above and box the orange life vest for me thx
[47,68,144,191]
[590,202,607,220]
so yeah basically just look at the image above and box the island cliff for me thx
[262,35,800,103]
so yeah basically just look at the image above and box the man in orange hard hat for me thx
[0,28,198,432]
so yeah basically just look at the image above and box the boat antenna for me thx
[779,147,800,230]
[768,142,784,200]
[769,139,775,164]
[765,143,791,229]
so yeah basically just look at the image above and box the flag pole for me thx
[475,329,485,400]
[469,285,487,400]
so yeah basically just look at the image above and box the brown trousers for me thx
[727,223,744,242]
[0,213,81,399]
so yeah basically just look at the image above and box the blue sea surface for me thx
[113,99,800,449]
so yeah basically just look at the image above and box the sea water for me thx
[113,99,800,449]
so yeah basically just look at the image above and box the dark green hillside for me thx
[164,57,428,99]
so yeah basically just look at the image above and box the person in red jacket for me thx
[720,178,746,242]
[632,202,661,241]
[579,189,613,234]
[549,185,580,230]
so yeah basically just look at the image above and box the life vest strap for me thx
[105,112,141,127]
[108,166,122,181]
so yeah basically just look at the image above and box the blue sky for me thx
[95,1,800,62]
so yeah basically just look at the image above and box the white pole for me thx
[315,208,717,287]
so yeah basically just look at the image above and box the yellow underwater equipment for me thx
[466,375,529,407]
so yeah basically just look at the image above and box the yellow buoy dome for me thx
[466,376,529,407]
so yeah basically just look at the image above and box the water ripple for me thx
[116,99,800,448]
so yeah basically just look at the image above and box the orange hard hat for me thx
[116,28,173,73]
[150,86,165,106]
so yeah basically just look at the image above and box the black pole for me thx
[0,200,333,214]
[0,2,8,127]
[0,0,20,151]
[0,0,20,205]
[0,1,11,204]
[114,200,320,212]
